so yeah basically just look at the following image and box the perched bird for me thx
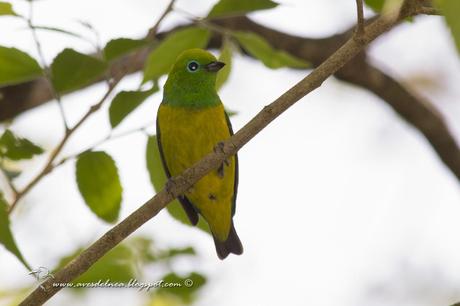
[156,48,243,259]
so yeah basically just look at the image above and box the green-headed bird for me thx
[156,48,243,259]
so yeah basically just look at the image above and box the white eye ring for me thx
[187,61,199,72]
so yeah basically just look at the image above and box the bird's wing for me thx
[225,111,238,217]
[156,116,200,225]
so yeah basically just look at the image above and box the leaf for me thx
[364,0,385,12]
[76,151,122,223]
[55,244,135,284]
[145,135,210,233]
[233,31,310,69]
[0,2,18,17]
[207,0,278,18]
[0,46,42,86]
[0,130,44,161]
[216,38,234,90]
[157,272,206,304]
[109,84,158,128]
[0,194,31,270]
[51,48,108,94]
[436,0,460,53]
[143,27,210,82]
[158,246,196,260]
[104,38,149,62]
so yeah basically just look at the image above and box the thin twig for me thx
[54,121,155,169]
[26,1,69,132]
[146,0,176,40]
[19,5,418,306]
[355,0,365,38]
[415,6,441,15]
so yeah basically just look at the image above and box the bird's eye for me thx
[187,61,199,72]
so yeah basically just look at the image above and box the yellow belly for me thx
[157,103,236,241]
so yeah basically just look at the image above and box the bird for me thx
[156,48,243,259]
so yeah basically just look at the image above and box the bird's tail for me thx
[213,222,243,260]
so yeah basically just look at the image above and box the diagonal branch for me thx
[19,5,419,306]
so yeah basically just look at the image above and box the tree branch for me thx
[19,5,418,306]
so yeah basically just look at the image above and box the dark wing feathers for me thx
[156,118,199,225]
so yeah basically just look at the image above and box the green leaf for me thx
[208,0,278,18]
[157,272,206,304]
[143,27,210,82]
[104,38,149,62]
[0,194,31,270]
[55,244,135,284]
[157,246,196,260]
[216,38,234,90]
[51,48,108,94]
[436,0,460,53]
[364,0,385,12]
[145,135,210,233]
[76,151,122,223]
[109,84,158,128]
[233,31,310,69]
[0,46,42,86]
[0,130,44,161]
[0,2,18,17]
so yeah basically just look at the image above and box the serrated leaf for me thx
[436,0,460,54]
[51,48,108,94]
[233,31,310,69]
[145,135,210,233]
[0,194,31,270]
[157,272,206,304]
[208,0,278,18]
[104,38,149,62]
[0,46,42,86]
[0,2,18,17]
[76,151,122,223]
[109,84,158,128]
[55,244,135,284]
[143,27,210,82]
[0,130,43,161]
[216,38,233,90]
[364,0,385,12]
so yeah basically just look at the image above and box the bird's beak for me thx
[204,61,225,72]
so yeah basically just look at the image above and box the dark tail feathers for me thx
[213,223,243,260]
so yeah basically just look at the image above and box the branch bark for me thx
[19,5,420,306]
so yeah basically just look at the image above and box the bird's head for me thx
[163,49,225,107]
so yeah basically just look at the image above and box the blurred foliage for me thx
[51,48,108,94]
[0,1,18,17]
[0,46,42,86]
[104,38,149,62]
[109,83,158,128]
[207,0,278,18]
[435,0,460,54]
[233,31,310,69]
[0,130,43,161]
[0,193,30,270]
[75,151,122,223]
[216,37,234,90]
[364,0,384,12]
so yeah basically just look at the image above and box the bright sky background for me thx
[1,1,460,306]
